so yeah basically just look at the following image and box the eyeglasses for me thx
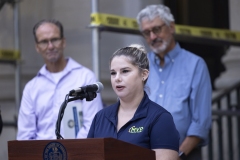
[37,38,62,49]
[141,24,166,38]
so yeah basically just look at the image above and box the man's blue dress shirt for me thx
[146,43,212,146]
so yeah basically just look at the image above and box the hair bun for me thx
[129,44,146,53]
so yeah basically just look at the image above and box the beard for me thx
[150,37,172,54]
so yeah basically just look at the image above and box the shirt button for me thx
[159,94,163,98]
[161,81,164,84]
[159,68,162,72]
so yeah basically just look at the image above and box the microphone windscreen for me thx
[96,82,104,93]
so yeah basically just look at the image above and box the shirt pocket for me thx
[170,76,191,99]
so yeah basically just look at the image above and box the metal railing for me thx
[208,81,240,160]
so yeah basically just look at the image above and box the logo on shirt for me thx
[128,126,144,133]
[43,141,67,160]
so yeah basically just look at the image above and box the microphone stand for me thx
[55,91,97,139]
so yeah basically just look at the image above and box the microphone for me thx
[69,82,104,96]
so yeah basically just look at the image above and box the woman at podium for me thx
[87,44,179,160]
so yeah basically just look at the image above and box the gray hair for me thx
[109,44,149,84]
[136,4,175,30]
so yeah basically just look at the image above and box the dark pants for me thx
[186,148,202,160]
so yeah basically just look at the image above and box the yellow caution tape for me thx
[91,13,138,30]
[175,25,240,42]
[91,13,240,42]
[0,49,20,60]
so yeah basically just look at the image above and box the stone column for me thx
[215,0,240,89]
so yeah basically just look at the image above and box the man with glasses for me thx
[137,4,212,160]
[17,19,103,140]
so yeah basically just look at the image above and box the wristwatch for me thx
[179,151,187,160]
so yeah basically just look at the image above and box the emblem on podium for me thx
[43,141,67,160]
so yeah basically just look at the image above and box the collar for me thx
[37,57,82,77]
[153,43,181,66]
[105,92,150,123]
